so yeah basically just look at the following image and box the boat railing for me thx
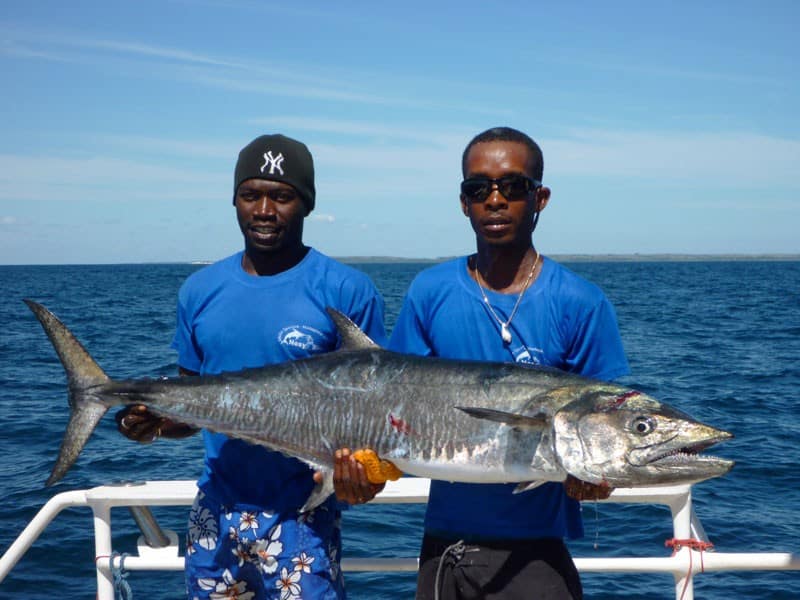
[1,478,798,600]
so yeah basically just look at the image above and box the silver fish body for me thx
[25,300,734,511]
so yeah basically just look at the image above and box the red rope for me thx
[665,538,715,600]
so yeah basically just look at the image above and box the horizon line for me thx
[2,252,800,267]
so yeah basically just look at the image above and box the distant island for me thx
[4,254,798,267]
[335,253,800,264]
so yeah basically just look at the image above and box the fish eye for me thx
[632,416,655,435]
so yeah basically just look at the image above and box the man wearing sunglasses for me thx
[390,127,629,599]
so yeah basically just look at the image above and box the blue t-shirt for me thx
[389,256,629,541]
[172,249,387,512]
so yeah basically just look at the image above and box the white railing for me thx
[1,479,798,600]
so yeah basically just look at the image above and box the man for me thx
[389,127,630,599]
[116,133,386,599]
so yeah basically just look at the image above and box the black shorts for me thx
[415,533,582,600]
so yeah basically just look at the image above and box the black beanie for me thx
[233,134,316,213]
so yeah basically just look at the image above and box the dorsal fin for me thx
[325,307,381,351]
[455,406,549,429]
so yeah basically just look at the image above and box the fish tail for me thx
[25,300,111,486]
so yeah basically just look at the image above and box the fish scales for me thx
[94,351,561,478]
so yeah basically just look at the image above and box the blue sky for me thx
[1,0,798,264]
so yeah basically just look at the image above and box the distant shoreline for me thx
[2,254,799,267]
[337,253,800,264]
[0,253,800,267]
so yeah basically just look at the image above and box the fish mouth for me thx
[637,431,734,476]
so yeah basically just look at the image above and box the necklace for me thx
[473,250,540,345]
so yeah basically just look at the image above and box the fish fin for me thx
[300,467,335,513]
[513,480,548,494]
[25,300,111,486]
[325,307,381,351]
[48,401,108,486]
[455,406,548,429]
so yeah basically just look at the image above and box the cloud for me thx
[0,26,358,91]
[544,129,800,186]
[248,116,470,147]
[309,213,335,223]
[91,134,235,160]
[1,40,75,63]
[245,116,800,189]
[0,153,224,202]
[186,72,397,106]
[542,51,789,89]
[0,26,232,67]
[69,38,234,67]
[0,216,17,225]
[0,154,218,185]
[0,26,512,115]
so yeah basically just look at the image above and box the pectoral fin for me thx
[455,406,548,429]
[513,480,547,494]
[300,466,335,514]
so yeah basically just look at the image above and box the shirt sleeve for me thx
[170,289,203,373]
[351,290,388,347]
[564,296,630,381]
[389,293,434,356]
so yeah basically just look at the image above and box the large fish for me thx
[25,300,733,511]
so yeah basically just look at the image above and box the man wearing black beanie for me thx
[116,133,387,599]
[233,133,316,214]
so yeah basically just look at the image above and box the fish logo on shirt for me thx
[512,345,545,365]
[278,325,325,354]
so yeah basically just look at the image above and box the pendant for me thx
[500,323,512,344]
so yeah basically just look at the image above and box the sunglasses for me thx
[460,175,541,202]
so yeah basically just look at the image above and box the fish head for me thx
[552,385,734,487]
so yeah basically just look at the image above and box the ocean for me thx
[0,259,798,599]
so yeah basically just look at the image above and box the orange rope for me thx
[665,538,715,600]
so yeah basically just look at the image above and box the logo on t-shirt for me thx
[278,325,325,355]
[512,345,545,365]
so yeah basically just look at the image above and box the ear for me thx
[535,186,551,212]
[460,194,470,217]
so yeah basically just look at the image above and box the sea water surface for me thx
[1,260,798,599]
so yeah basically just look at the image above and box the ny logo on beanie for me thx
[261,151,285,176]
[234,134,316,212]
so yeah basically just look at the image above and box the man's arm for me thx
[563,295,629,501]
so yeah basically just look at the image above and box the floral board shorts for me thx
[185,491,346,600]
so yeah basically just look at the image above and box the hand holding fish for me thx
[314,447,385,505]
[115,404,198,442]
